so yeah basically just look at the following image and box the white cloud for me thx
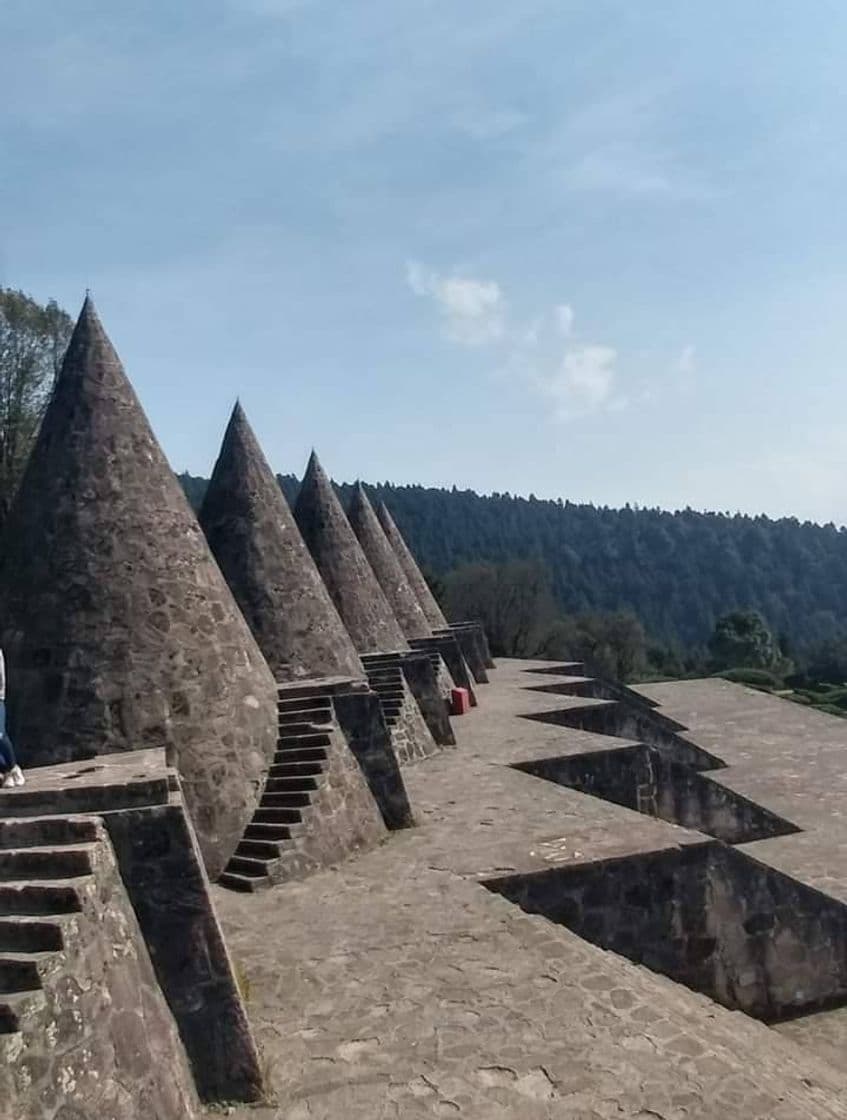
[676,344,696,377]
[539,345,619,418]
[407,261,624,421]
[555,303,574,337]
[405,261,504,346]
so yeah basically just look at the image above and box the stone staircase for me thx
[219,690,335,892]
[0,816,99,1035]
[219,682,387,893]
[362,658,406,731]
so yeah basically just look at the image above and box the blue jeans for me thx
[0,702,16,771]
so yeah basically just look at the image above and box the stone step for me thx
[225,855,272,879]
[361,654,404,666]
[380,701,403,714]
[0,917,65,953]
[0,845,94,882]
[276,719,334,736]
[277,697,332,714]
[373,686,404,698]
[367,672,403,686]
[0,953,47,993]
[385,716,400,728]
[0,776,171,819]
[277,732,332,749]
[218,871,266,894]
[236,838,289,861]
[243,822,300,843]
[273,748,328,764]
[0,989,46,1033]
[0,817,99,851]
[0,881,85,917]
[260,792,312,809]
[253,808,303,826]
[268,761,325,778]
[264,776,318,794]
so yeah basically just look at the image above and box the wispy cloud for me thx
[405,261,505,346]
[406,261,623,419]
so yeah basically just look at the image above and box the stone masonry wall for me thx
[487,841,847,1022]
[332,691,414,831]
[0,820,199,1120]
[104,801,263,1102]
[270,719,388,884]
[388,677,441,765]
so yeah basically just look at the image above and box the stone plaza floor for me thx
[214,661,847,1119]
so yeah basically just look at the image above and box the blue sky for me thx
[3,2,847,523]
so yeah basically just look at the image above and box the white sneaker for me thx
[11,766,24,787]
[1,772,14,789]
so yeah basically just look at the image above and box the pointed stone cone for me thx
[200,403,363,683]
[294,453,409,654]
[348,483,433,641]
[0,298,278,880]
[376,501,449,629]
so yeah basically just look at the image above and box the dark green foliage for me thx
[443,560,556,657]
[715,667,782,689]
[708,611,779,671]
[539,611,648,681]
[177,471,208,512]
[177,475,847,654]
[0,288,73,524]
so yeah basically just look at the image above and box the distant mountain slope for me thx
[177,471,847,647]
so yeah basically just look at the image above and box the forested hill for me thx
[178,471,847,649]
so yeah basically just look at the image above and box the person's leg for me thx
[0,702,22,785]
[0,702,14,770]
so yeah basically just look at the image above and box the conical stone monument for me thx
[199,403,363,683]
[376,499,489,689]
[0,298,278,879]
[376,501,449,629]
[347,483,432,641]
[294,452,409,655]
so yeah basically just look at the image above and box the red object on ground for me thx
[451,687,471,716]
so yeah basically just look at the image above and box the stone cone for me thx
[294,452,409,654]
[348,483,432,641]
[377,501,449,629]
[200,403,363,683]
[0,297,278,879]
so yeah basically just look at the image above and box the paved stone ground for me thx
[212,662,847,1119]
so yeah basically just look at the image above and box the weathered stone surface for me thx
[515,743,799,845]
[294,453,409,654]
[377,500,449,629]
[398,653,455,746]
[0,749,264,1105]
[410,633,477,705]
[0,299,278,879]
[0,817,200,1120]
[438,622,490,683]
[331,689,414,831]
[348,483,432,640]
[200,403,363,682]
[104,801,264,1101]
[487,840,847,1022]
[213,659,847,1118]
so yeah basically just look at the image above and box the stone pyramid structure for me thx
[347,482,432,641]
[376,499,490,688]
[199,403,363,683]
[0,298,278,879]
[294,452,409,655]
[376,500,449,629]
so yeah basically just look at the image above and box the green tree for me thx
[0,289,73,523]
[444,559,556,657]
[539,611,647,681]
[708,610,778,671]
